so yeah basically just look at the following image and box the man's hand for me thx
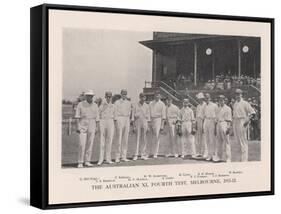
[76,119,80,134]
[160,120,165,134]
[176,123,182,137]
[191,128,196,135]
[225,127,230,135]
[243,119,250,127]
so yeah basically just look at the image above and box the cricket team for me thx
[75,88,255,168]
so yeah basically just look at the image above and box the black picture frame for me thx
[30,3,274,209]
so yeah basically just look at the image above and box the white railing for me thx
[144,80,199,106]
[62,117,75,135]
[249,84,261,93]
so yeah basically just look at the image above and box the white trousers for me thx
[116,117,130,160]
[216,122,231,162]
[181,121,196,156]
[99,119,114,162]
[151,118,162,156]
[167,119,179,155]
[134,118,148,156]
[204,119,216,158]
[233,118,248,162]
[195,118,207,156]
[78,119,96,163]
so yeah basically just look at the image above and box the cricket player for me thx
[149,91,166,158]
[179,99,196,158]
[195,92,207,158]
[132,93,150,160]
[98,91,116,165]
[203,93,218,161]
[115,89,132,163]
[166,96,180,158]
[75,90,99,168]
[215,95,232,162]
[233,89,255,162]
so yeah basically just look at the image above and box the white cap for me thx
[197,92,205,99]
[84,90,95,96]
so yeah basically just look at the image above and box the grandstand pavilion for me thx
[140,32,261,106]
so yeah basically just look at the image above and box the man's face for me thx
[235,93,242,100]
[198,98,204,104]
[121,92,127,100]
[167,99,172,106]
[219,98,224,106]
[85,95,93,103]
[155,94,161,101]
[183,101,189,107]
[80,94,85,101]
[105,95,112,103]
[140,95,146,102]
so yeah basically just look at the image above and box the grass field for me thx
[62,128,261,168]
[61,104,261,168]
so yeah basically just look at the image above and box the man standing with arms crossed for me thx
[98,91,116,166]
[195,92,207,158]
[233,89,255,162]
[75,90,99,168]
[166,96,180,158]
[132,93,150,161]
[215,95,232,162]
[115,89,132,163]
[203,93,218,161]
[149,91,166,158]
[179,99,196,158]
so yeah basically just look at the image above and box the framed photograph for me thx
[30,4,274,209]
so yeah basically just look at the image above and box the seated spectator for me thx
[226,80,231,89]
[204,80,213,90]
[216,81,224,90]
[211,79,216,90]
[200,74,260,91]
[173,80,177,90]
[256,78,261,87]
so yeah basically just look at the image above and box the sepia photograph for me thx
[61,29,261,168]
[30,4,273,208]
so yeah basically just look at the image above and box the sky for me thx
[63,28,153,103]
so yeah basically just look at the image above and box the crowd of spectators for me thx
[167,73,261,91]
[203,74,261,90]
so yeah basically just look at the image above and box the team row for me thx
[74,89,255,167]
